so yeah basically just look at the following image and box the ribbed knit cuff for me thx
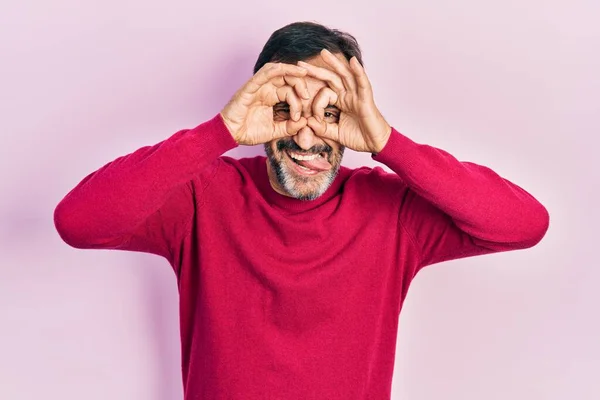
[371,128,420,172]
[188,113,239,156]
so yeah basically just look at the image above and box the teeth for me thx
[289,152,320,161]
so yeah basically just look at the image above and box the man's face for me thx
[264,54,345,201]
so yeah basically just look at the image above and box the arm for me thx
[53,114,237,260]
[373,128,549,268]
[54,62,311,262]
[298,50,548,268]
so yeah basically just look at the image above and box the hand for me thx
[220,63,311,146]
[298,49,392,154]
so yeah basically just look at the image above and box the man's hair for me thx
[253,21,363,74]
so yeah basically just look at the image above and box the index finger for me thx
[319,49,357,92]
[296,61,345,94]
[269,75,310,100]
[246,63,308,94]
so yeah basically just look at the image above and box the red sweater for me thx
[54,114,549,399]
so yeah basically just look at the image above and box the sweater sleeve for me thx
[53,113,238,262]
[372,128,549,269]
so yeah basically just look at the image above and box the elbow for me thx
[53,199,90,249]
[475,201,550,252]
[515,202,550,249]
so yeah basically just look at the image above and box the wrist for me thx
[370,122,393,155]
[219,112,241,144]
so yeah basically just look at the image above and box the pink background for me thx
[1,1,598,399]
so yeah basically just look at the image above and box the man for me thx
[54,21,549,400]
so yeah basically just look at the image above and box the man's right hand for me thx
[220,63,310,146]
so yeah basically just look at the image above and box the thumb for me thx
[307,116,339,142]
[273,117,307,140]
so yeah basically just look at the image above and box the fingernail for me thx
[295,112,301,121]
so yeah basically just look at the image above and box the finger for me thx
[296,61,345,94]
[311,87,338,122]
[287,117,308,135]
[283,75,310,100]
[275,85,303,121]
[307,116,338,142]
[319,49,357,92]
[349,56,372,97]
[273,117,308,139]
[246,63,308,95]
[258,74,309,106]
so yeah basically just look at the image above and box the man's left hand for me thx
[298,49,392,154]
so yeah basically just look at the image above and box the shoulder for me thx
[201,155,267,188]
[217,155,265,176]
[342,163,407,203]
[345,164,404,189]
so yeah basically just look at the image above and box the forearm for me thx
[54,113,238,248]
[373,128,549,248]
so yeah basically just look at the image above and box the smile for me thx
[288,152,325,161]
[284,150,323,175]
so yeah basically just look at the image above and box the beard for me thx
[264,138,345,201]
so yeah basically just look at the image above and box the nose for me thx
[293,125,320,151]
[292,99,321,150]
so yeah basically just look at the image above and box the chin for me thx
[264,140,344,201]
[284,180,330,201]
[277,162,336,201]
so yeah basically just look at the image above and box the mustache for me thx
[276,139,333,155]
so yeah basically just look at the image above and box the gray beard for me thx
[264,142,344,201]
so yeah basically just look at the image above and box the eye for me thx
[273,106,291,120]
[324,110,340,122]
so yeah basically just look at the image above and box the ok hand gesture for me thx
[220,63,310,146]
[298,49,392,154]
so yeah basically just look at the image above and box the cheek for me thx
[266,141,279,157]
[330,145,345,165]
[324,140,342,154]
[272,141,288,160]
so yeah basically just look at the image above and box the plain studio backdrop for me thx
[0,1,598,399]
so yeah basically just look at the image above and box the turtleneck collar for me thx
[254,157,349,213]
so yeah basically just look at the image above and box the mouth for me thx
[284,150,330,176]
